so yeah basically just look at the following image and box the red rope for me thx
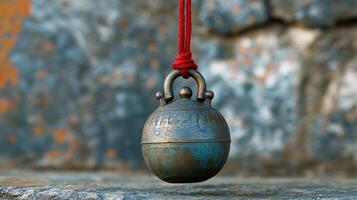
[172,0,197,79]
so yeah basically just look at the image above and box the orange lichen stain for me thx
[32,117,45,136]
[242,58,252,66]
[61,185,82,190]
[7,134,16,143]
[106,148,117,157]
[126,74,136,82]
[2,181,45,187]
[149,59,159,70]
[256,63,276,84]
[0,0,31,89]
[42,41,54,53]
[159,26,168,34]
[145,78,157,89]
[0,98,11,113]
[231,70,239,79]
[232,5,240,15]
[256,74,267,84]
[346,110,357,122]
[65,137,77,158]
[147,43,157,53]
[0,0,31,17]
[43,149,62,160]
[246,16,256,26]
[53,128,68,144]
[0,60,19,89]
[33,126,44,137]
[35,69,47,79]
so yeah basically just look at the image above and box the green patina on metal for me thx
[141,69,231,183]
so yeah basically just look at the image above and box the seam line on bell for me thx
[141,139,231,144]
[156,108,215,111]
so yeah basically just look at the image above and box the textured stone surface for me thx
[202,26,357,174]
[0,0,179,169]
[199,0,269,33]
[0,0,356,175]
[1,170,357,199]
[270,0,357,26]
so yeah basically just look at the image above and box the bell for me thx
[141,69,231,183]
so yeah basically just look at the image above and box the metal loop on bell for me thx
[164,69,206,103]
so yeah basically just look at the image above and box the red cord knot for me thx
[172,52,197,79]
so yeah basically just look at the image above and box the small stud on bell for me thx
[179,86,192,99]
[156,91,166,106]
[205,90,214,105]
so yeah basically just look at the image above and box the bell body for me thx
[141,69,230,183]
[142,99,230,183]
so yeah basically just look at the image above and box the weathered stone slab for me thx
[1,170,357,199]
[200,25,357,173]
[270,0,357,26]
[199,0,269,33]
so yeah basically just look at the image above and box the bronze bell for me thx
[141,69,231,183]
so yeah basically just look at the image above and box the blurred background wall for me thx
[0,0,356,175]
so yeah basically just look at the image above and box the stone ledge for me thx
[1,170,357,199]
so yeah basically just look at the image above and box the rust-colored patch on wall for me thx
[0,0,31,89]
[65,138,78,158]
[41,41,54,53]
[7,134,17,143]
[1,181,45,187]
[146,43,157,53]
[106,148,117,158]
[43,149,62,160]
[32,117,45,136]
[33,126,44,136]
[53,128,68,144]
[145,78,157,89]
[149,59,159,71]
[0,98,11,113]
[232,5,240,15]
[346,110,357,123]
[35,69,47,79]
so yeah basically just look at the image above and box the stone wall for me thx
[0,0,356,175]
